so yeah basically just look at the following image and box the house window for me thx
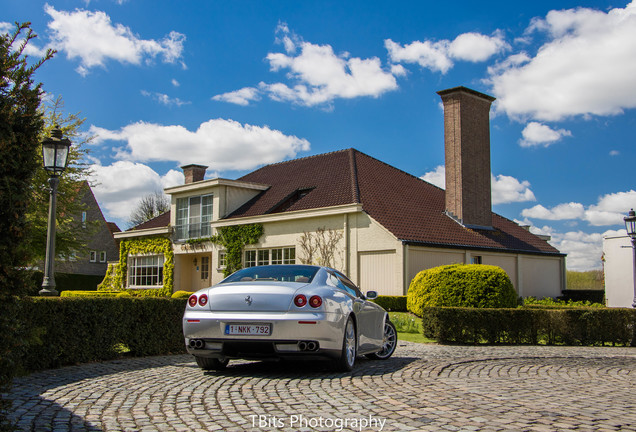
[81,211,87,228]
[99,251,107,263]
[245,250,257,268]
[128,255,165,288]
[471,256,482,264]
[175,194,213,240]
[218,251,226,269]
[245,247,295,267]
[90,251,97,262]
[201,256,209,280]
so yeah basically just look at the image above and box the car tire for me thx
[333,316,356,372]
[195,356,229,371]
[365,320,397,360]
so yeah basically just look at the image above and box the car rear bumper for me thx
[183,310,346,357]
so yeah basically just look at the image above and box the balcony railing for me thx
[175,223,211,241]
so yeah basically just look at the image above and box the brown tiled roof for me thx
[106,222,121,235]
[128,211,171,231]
[229,148,561,256]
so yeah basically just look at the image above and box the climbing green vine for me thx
[209,224,263,276]
[98,236,174,296]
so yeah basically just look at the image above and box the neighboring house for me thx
[55,181,121,279]
[112,86,565,297]
[603,234,635,307]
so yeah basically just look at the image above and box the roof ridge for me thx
[240,148,357,178]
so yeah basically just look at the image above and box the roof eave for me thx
[400,239,566,257]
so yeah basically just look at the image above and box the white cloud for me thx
[141,90,190,107]
[171,79,180,87]
[89,118,310,171]
[522,203,585,220]
[90,161,182,222]
[491,174,536,204]
[519,122,572,147]
[489,2,636,121]
[420,165,445,188]
[0,22,13,34]
[420,165,535,204]
[521,190,636,226]
[212,87,261,106]
[259,25,398,107]
[385,31,508,73]
[44,5,185,75]
[609,150,620,156]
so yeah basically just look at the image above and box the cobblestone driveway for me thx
[7,343,636,431]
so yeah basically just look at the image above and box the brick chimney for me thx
[181,164,208,184]
[437,86,495,229]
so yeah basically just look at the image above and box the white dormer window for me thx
[175,194,213,240]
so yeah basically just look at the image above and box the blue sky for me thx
[4,0,636,271]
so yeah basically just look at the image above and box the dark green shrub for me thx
[421,306,635,346]
[16,297,187,373]
[171,290,194,299]
[371,295,407,311]
[408,264,517,316]
[60,290,121,297]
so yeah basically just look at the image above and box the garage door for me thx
[358,251,398,295]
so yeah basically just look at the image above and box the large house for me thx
[112,87,565,297]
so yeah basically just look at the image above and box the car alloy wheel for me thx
[366,320,397,360]
[333,316,356,372]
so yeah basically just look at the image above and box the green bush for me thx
[60,290,121,297]
[171,290,194,299]
[371,295,407,311]
[15,297,187,373]
[408,264,517,316]
[421,306,636,346]
[524,296,604,308]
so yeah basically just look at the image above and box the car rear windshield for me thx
[220,265,319,284]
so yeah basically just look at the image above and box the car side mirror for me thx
[366,290,378,300]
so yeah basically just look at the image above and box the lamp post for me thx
[624,209,636,309]
[39,126,71,296]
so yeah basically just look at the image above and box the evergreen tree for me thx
[0,23,53,429]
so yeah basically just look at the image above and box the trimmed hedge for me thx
[14,297,187,373]
[422,306,636,346]
[25,271,105,296]
[60,290,122,297]
[371,295,407,311]
[408,264,517,316]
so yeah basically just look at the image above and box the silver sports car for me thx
[183,264,397,371]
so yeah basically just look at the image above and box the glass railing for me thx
[175,223,211,241]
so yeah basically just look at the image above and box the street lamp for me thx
[39,126,71,296]
[624,209,636,308]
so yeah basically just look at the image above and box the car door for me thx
[334,271,383,353]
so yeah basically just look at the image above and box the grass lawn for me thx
[389,311,436,344]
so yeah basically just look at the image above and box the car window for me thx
[333,271,362,298]
[221,265,319,284]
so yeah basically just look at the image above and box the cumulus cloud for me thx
[141,90,190,107]
[488,2,636,121]
[609,150,620,156]
[89,118,310,171]
[212,87,261,106]
[420,165,536,204]
[519,122,572,147]
[521,190,636,226]
[261,25,398,107]
[44,5,185,75]
[0,22,14,34]
[385,31,508,73]
[90,161,182,221]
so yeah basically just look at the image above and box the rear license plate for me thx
[225,324,271,336]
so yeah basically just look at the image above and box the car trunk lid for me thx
[207,282,305,312]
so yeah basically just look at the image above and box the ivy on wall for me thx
[209,224,263,276]
[98,236,174,296]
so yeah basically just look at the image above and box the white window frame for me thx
[89,251,97,262]
[127,254,165,288]
[175,194,213,240]
[218,251,227,269]
[201,256,209,280]
[245,247,295,267]
[99,251,107,263]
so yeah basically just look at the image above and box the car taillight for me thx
[188,295,198,308]
[294,294,307,307]
[309,295,322,308]
[198,294,208,307]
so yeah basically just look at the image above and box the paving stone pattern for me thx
[6,343,636,431]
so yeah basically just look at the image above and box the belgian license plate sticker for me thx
[225,324,271,336]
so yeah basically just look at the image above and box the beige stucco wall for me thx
[406,245,564,297]
[603,235,634,307]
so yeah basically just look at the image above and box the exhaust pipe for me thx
[297,341,318,352]
[189,339,205,349]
